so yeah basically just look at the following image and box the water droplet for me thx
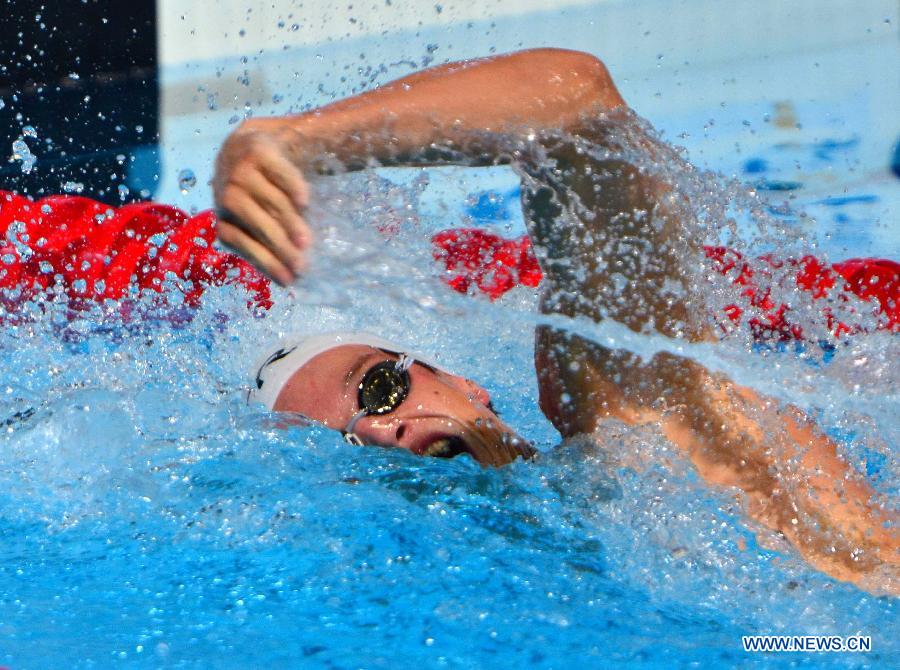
[178,169,197,194]
[11,138,36,174]
[22,125,37,138]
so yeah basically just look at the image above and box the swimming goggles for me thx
[342,353,417,445]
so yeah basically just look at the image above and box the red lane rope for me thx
[0,191,271,313]
[2,192,896,340]
[433,228,899,340]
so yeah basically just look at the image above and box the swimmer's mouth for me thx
[421,436,471,459]
[419,434,537,467]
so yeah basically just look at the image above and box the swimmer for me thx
[214,49,898,592]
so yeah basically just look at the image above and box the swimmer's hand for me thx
[213,119,312,286]
[213,49,624,285]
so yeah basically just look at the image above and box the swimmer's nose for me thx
[435,372,492,408]
[464,379,492,408]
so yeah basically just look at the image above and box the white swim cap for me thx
[249,331,450,409]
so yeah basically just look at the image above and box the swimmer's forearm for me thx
[666,382,899,593]
[272,48,625,170]
[213,48,624,284]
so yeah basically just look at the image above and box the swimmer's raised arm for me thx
[511,79,900,594]
[213,48,624,284]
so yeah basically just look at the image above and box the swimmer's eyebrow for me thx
[345,350,381,388]
[376,348,437,374]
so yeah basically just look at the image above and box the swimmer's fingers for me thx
[220,188,303,271]
[234,194,304,275]
[242,170,313,250]
[214,122,312,258]
[217,219,300,287]
[257,150,310,218]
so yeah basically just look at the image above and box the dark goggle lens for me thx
[358,362,410,415]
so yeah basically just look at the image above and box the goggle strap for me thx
[395,354,414,372]
[344,408,368,436]
[342,431,364,446]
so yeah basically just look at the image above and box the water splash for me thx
[11,136,37,174]
[0,109,896,666]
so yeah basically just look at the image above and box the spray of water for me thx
[0,109,896,663]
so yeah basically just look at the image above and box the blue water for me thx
[1,330,895,669]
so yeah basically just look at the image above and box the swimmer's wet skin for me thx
[217,48,899,594]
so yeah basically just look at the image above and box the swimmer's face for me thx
[273,345,535,466]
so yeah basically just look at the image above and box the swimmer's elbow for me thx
[570,52,626,111]
[518,48,625,112]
